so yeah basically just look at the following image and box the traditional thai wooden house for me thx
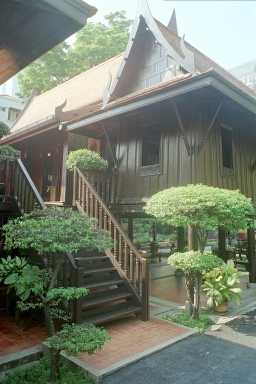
[2,0,256,323]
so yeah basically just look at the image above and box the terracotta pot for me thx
[214,301,229,314]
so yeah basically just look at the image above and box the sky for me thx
[88,0,256,70]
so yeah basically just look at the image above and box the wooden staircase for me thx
[0,158,149,325]
[72,168,150,324]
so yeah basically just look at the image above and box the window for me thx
[221,125,233,169]
[8,107,20,122]
[141,127,161,167]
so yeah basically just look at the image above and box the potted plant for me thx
[202,263,241,314]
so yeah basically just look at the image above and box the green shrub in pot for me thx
[202,262,241,311]
[66,149,108,172]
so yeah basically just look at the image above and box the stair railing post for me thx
[72,168,77,207]
[141,253,150,321]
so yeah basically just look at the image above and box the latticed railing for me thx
[73,167,149,320]
[0,157,45,213]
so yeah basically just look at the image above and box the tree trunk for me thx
[192,275,201,320]
[44,304,55,337]
[185,274,194,316]
[50,349,61,383]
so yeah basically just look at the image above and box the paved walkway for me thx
[102,308,256,384]
[0,313,46,356]
[103,333,256,384]
[72,317,193,380]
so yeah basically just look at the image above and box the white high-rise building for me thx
[230,59,256,92]
[0,76,24,128]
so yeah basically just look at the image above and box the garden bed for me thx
[1,358,94,384]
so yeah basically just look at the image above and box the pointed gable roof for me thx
[3,0,256,145]
[106,0,195,103]
[168,9,178,35]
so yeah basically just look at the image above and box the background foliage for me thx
[18,12,131,96]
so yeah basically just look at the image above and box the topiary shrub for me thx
[0,123,19,159]
[66,149,108,172]
[46,324,110,381]
[0,145,20,159]
[169,251,223,319]
[145,184,254,252]
[0,122,10,138]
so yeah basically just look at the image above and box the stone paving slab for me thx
[65,318,195,383]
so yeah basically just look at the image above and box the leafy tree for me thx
[18,11,131,97]
[145,184,253,319]
[145,184,254,252]
[3,207,110,334]
[169,251,223,319]
[2,207,111,382]
[18,43,73,97]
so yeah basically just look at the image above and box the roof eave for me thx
[0,118,58,145]
[68,72,256,132]
[45,0,97,25]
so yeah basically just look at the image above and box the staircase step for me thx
[83,267,115,275]
[84,279,124,290]
[81,290,133,310]
[84,305,141,325]
[75,256,110,263]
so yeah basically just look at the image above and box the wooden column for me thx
[177,227,185,252]
[60,135,69,203]
[247,227,256,283]
[150,221,158,262]
[218,227,226,261]
[188,226,198,251]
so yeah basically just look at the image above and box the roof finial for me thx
[168,9,178,35]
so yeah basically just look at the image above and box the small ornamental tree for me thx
[169,251,223,319]
[46,324,110,381]
[0,122,20,159]
[145,184,254,252]
[145,184,254,318]
[2,207,111,382]
[3,207,111,334]
[66,149,108,172]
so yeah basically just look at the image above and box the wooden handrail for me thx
[73,167,149,317]
[0,157,45,213]
[16,159,45,210]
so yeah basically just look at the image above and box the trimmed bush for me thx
[0,145,20,159]
[66,149,108,172]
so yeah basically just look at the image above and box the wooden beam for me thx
[197,101,223,154]
[172,101,191,156]
[60,134,69,202]
[128,216,134,242]
[218,227,226,262]
[188,226,198,251]
[247,227,256,283]
[177,227,185,252]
